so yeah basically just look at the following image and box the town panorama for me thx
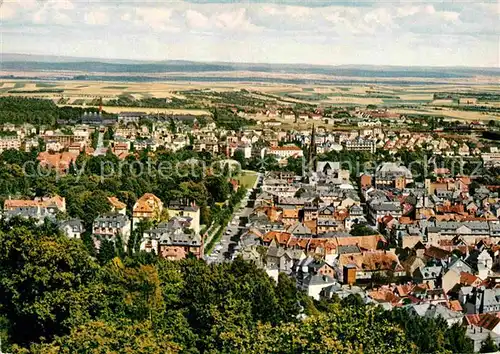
[0,0,499,352]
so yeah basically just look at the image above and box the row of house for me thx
[2,193,203,261]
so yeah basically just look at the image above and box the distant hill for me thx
[2,53,499,79]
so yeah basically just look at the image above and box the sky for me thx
[1,0,499,67]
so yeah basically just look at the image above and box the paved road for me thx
[205,173,262,264]
[93,129,107,156]
[203,224,221,254]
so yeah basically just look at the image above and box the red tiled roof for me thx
[483,316,500,331]
[465,313,500,326]
[460,272,479,286]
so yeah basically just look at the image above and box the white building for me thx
[267,145,304,159]
[0,134,21,152]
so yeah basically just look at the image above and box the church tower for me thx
[308,124,317,172]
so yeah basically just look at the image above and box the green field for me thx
[103,86,128,90]
[238,171,258,188]
[35,82,58,88]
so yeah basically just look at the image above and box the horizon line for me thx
[2,52,499,71]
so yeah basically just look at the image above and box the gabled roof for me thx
[287,222,312,235]
[108,196,126,210]
[424,245,451,260]
[367,288,401,305]
[460,272,479,286]
[338,251,403,272]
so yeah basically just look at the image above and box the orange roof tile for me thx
[108,196,126,210]
[338,251,403,272]
[396,284,415,297]
[270,145,302,151]
[368,288,401,304]
[133,193,163,215]
[4,195,65,210]
[478,313,500,331]
[449,300,463,312]
[460,272,479,286]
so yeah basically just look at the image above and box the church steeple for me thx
[308,124,317,172]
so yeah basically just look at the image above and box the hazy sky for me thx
[1,0,499,67]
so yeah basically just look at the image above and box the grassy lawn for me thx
[238,171,258,189]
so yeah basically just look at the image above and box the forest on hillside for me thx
[0,219,474,353]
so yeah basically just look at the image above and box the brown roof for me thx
[270,145,302,151]
[275,232,291,246]
[263,231,292,244]
[338,251,403,272]
[424,246,451,260]
[449,300,463,312]
[336,235,386,251]
[108,197,126,210]
[4,195,65,210]
[368,288,401,304]
[396,284,416,297]
[282,208,299,218]
[460,272,479,286]
[478,313,500,331]
[259,233,385,254]
[398,216,413,224]
[133,193,163,215]
[286,236,309,249]
[304,220,317,234]
[37,151,78,171]
[465,312,500,327]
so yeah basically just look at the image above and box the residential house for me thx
[3,195,66,222]
[59,218,85,239]
[142,216,203,260]
[463,287,500,314]
[167,200,201,234]
[407,303,463,326]
[465,325,500,352]
[108,196,127,215]
[92,213,132,249]
[0,133,21,152]
[132,193,164,227]
[337,250,405,282]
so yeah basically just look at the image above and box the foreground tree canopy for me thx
[0,220,473,353]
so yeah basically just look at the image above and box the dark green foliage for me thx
[381,307,474,354]
[0,220,103,345]
[204,175,230,203]
[0,97,100,125]
[480,334,498,353]
[0,221,475,353]
[0,146,246,230]
[212,108,256,130]
[106,95,197,109]
[350,223,376,236]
